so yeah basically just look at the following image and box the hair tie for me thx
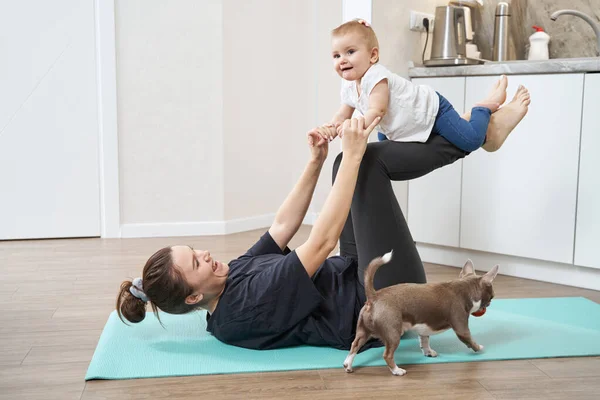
[129,277,149,303]
[357,19,370,27]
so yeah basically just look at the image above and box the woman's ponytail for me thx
[116,280,147,323]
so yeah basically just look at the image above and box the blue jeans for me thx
[378,93,490,152]
[431,92,490,152]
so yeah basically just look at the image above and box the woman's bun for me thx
[116,280,147,323]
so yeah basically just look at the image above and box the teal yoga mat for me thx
[85,297,600,380]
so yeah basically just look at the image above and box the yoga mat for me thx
[85,297,600,380]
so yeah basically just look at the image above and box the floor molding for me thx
[120,212,319,238]
[417,243,600,291]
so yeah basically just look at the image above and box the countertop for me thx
[408,57,600,78]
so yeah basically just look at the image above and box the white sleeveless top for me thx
[340,63,439,143]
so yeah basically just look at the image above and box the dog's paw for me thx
[343,354,356,372]
[390,366,407,376]
[423,349,438,357]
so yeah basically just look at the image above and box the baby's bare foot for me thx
[476,75,508,112]
[483,85,531,152]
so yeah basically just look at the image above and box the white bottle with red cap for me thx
[528,25,550,60]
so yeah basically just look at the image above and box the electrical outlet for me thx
[409,10,434,32]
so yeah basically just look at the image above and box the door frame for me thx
[96,0,120,238]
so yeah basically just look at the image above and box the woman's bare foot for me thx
[475,75,508,113]
[482,85,531,152]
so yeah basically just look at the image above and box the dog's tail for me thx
[364,250,393,301]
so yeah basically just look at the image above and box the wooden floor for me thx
[1,226,599,400]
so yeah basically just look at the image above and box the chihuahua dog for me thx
[343,251,499,376]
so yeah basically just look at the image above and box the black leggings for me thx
[332,133,468,290]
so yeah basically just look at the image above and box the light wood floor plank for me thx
[0,383,85,400]
[529,356,600,378]
[0,226,598,400]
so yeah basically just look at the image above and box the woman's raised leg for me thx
[333,134,467,289]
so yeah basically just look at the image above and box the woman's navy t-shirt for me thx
[205,231,372,350]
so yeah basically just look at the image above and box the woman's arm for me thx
[295,116,380,277]
[268,129,332,251]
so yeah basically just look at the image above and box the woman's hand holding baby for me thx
[307,129,331,163]
[341,116,380,162]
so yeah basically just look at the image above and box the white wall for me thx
[115,0,224,230]
[222,0,318,221]
[310,1,344,215]
[114,0,341,236]
[112,0,446,237]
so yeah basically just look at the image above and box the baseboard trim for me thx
[121,221,227,238]
[224,214,275,235]
[417,243,600,291]
[120,212,319,238]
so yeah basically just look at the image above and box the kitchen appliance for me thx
[449,0,482,59]
[424,5,484,66]
[492,2,511,61]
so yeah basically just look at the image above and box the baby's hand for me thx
[336,123,344,138]
[314,124,337,143]
[308,125,336,146]
[336,120,353,138]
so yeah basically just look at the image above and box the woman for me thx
[116,88,529,351]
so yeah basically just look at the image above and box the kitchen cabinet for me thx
[460,74,583,263]
[407,77,465,247]
[574,74,600,269]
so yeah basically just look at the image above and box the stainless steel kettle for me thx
[424,6,483,66]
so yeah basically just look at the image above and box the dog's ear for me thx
[481,265,499,284]
[460,259,475,278]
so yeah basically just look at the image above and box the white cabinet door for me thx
[574,74,600,269]
[460,74,583,263]
[0,0,101,240]
[407,77,465,247]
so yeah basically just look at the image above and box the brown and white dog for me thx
[343,251,499,376]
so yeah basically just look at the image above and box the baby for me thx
[318,19,530,153]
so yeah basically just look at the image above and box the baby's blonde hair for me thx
[331,19,380,54]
